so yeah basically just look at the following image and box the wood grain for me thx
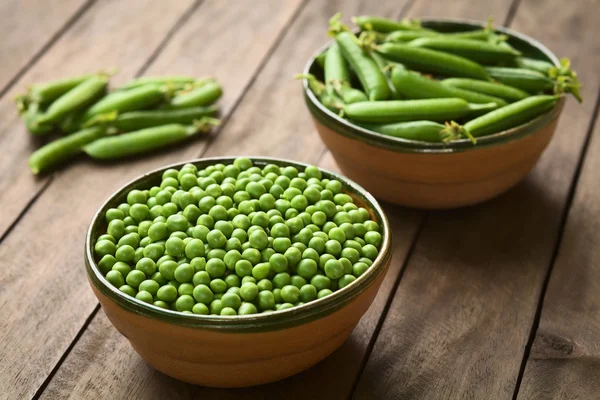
[0,0,198,239]
[515,2,600,396]
[354,0,600,398]
[0,1,198,399]
[0,0,90,93]
[0,1,303,399]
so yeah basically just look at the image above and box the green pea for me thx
[119,285,137,297]
[299,284,317,302]
[281,285,300,303]
[252,262,271,280]
[210,279,227,294]
[174,263,194,283]
[317,289,333,299]
[192,303,210,314]
[192,284,214,305]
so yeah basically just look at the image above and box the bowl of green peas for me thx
[301,16,582,209]
[86,157,391,387]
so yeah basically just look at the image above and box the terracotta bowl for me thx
[302,19,565,209]
[85,157,391,388]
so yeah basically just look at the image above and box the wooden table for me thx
[1,0,599,399]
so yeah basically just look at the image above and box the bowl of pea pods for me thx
[86,156,391,387]
[300,15,582,209]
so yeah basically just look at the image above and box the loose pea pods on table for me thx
[27,75,92,104]
[83,120,218,160]
[109,105,219,132]
[120,75,196,90]
[28,126,106,174]
[167,80,223,109]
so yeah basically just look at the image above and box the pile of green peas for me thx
[94,158,383,316]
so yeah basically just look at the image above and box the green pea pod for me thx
[335,85,368,104]
[81,84,166,122]
[386,29,499,43]
[168,81,223,108]
[28,126,106,174]
[486,67,553,93]
[441,78,529,102]
[391,68,507,106]
[315,52,326,69]
[120,75,196,90]
[375,43,490,80]
[343,98,497,123]
[515,57,554,75]
[352,16,428,33]
[28,75,92,104]
[324,42,350,85]
[463,95,558,137]
[370,52,403,99]
[24,102,53,135]
[336,31,390,100]
[358,120,447,142]
[36,76,108,124]
[83,120,219,160]
[59,111,85,133]
[110,105,219,132]
[408,37,521,64]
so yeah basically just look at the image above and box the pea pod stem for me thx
[29,126,107,174]
[549,58,582,102]
[295,74,344,110]
[83,119,219,160]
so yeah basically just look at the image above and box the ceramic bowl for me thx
[85,157,391,388]
[303,19,565,209]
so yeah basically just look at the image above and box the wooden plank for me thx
[517,107,600,400]
[0,1,198,399]
[0,0,199,239]
[353,0,600,398]
[0,1,303,399]
[0,0,90,93]
[38,0,420,399]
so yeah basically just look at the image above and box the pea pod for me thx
[486,67,553,93]
[120,75,196,90]
[335,31,390,100]
[463,95,558,137]
[28,126,106,174]
[441,78,529,102]
[28,75,92,104]
[315,52,326,68]
[167,81,223,109]
[343,98,497,123]
[84,119,219,160]
[108,106,219,132]
[375,43,490,80]
[358,120,447,142]
[514,57,554,75]
[391,68,507,106]
[81,84,166,123]
[352,16,428,33]
[408,37,521,64]
[24,103,53,135]
[36,76,108,124]
[386,29,498,43]
[324,42,350,85]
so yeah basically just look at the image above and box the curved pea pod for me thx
[463,95,558,137]
[28,126,106,174]
[120,75,196,90]
[391,68,507,106]
[358,120,447,142]
[441,78,529,102]
[109,105,219,132]
[486,67,553,93]
[408,37,521,64]
[167,81,223,109]
[352,16,428,33]
[335,85,368,104]
[324,42,350,85]
[23,102,53,135]
[81,84,166,122]
[83,119,219,160]
[336,31,390,100]
[28,75,92,104]
[36,75,108,124]
[375,43,490,80]
[343,98,497,123]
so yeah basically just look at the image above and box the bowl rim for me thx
[302,17,565,154]
[86,156,392,332]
